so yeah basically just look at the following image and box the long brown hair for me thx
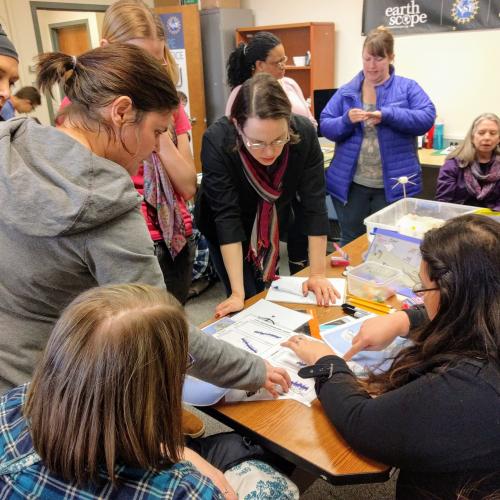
[102,0,179,85]
[36,43,179,143]
[366,215,500,395]
[24,284,189,485]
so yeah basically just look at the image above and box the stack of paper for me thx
[183,302,320,407]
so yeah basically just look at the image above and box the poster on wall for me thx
[159,12,190,118]
[362,0,500,35]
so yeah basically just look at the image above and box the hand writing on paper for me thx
[282,335,336,365]
[263,361,291,398]
[214,293,244,319]
[343,311,410,361]
[303,275,340,306]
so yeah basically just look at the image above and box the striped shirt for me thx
[0,384,223,499]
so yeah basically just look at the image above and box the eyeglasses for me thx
[266,55,288,68]
[412,283,439,297]
[187,353,195,370]
[239,129,290,150]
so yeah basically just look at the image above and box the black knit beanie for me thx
[0,24,19,61]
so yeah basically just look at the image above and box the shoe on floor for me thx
[182,408,205,438]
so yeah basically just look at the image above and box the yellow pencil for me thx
[347,295,392,314]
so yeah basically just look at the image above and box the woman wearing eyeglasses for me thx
[226,31,317,277]
[283,214,500,498]
[225,31,316,127]
[196,73,340,318]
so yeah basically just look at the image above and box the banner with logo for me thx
[362,0,500,35]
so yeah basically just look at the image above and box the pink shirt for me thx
[132,104,193,241]
[225,76,317,128]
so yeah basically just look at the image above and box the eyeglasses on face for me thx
[239,129,290,150]
[412,282,439,297]
[266,55,288,68]
[187,353,195,370]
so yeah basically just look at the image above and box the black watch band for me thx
[298,364,333,380]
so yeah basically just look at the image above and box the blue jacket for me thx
[321,67,435,204]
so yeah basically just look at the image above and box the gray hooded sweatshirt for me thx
[0,118,265,395]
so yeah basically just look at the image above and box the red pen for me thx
[331,242,349,266]
[333,242,348,259]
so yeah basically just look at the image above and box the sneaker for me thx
[182,408,205,438]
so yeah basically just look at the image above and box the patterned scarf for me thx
[463,155,500,201]
[239,145,290,282]
[143,149,186,258]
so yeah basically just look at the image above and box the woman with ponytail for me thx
[196,73,340,318]
[0,44,290,409]
[58,0,197,305]
[225,31,315,127]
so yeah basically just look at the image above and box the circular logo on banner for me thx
[451,0,479,24]
[166,15,181,35]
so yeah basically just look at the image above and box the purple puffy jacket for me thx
[321,66,435,204]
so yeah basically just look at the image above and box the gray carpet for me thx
[183,243,396,498]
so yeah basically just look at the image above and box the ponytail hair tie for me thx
[71,55,77,70]
[242,43,248,56]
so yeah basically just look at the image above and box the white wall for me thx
[241,0,500,139]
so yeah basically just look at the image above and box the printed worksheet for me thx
[184,316,319,407]
[320,318,408,376]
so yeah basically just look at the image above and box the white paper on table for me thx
[266,277,346,305]
[213,316,319,406]
[232,298,312,330]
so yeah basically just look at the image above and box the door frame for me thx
[30,1,108,123]
[49,19,92,103]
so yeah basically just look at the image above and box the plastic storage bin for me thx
[347,262,403,302]
[364,198,477,240]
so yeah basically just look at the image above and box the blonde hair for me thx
[102,0,179,85]
[447,112,500,166]
[363,25,394,58]
[25,284,188,485]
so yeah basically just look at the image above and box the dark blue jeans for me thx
[332,183,388,246]
[207,241,265,299]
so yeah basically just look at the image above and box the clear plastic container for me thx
[364,198,477,240]
[347,262,403,301]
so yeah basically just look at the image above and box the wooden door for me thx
[56,24,91,55]
[154,5,207,172]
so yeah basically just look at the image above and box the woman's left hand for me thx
[303,275,340,306]
[365,110,382,126]
[282,335,336,365]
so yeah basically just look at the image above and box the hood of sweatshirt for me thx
[0,117,142,237]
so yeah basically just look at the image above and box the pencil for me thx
[347,295,392,314]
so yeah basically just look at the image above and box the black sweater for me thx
[194,115,329,247]
[315,352,500,498]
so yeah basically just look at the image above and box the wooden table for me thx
[199,236,392,485]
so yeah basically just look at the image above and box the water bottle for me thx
[434,120,444,151]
